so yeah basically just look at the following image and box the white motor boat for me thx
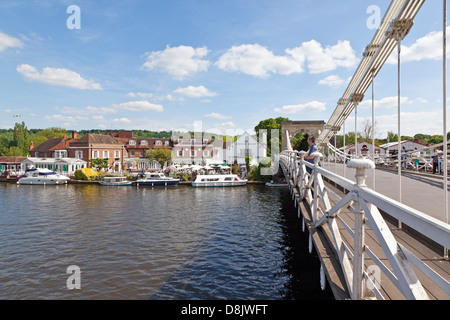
[17,168,70,185]
[99,176,132,186]
[191,174,247,187]
[136,172,180,187]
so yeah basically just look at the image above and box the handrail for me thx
[279,150,450,300]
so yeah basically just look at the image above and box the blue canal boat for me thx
[136,172,179,187]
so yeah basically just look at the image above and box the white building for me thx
[221,132,267,166]
[22,158,87,176]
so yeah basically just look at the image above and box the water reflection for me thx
[0,183,333,300]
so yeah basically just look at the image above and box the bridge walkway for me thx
[280,155,450,300]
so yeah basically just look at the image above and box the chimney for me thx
[72,131,78,139]
[29,141,34,150]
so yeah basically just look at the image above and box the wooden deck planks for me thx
[285,171,450,300]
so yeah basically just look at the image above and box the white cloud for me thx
[44,114,78,127]
[275,101,327,114]
[216,40,358,78]
[16,64,102,90]
[112,100,163,112]
[0,31,23,51]
[143,45,210,80]
[112,118,132,124]
[359,96,427,109]
[174,85,217,98]
[205,112,232,120]
[387,27,450,64]
[287,40,358,74]
[374,111,443,136]
[127,92,153,99]
[57,105,117,115]
[318,75,346,88]
[216,43,304,78]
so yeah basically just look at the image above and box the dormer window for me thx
[140,140,148,146]
[178,139,183,144]
[129,140,136,145]
[155,140,162,146]
[165,141,170,146]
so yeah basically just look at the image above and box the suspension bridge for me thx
[277,0,450,300]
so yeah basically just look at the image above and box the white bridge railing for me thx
[279,150,450,300]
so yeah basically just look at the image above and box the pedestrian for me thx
[432,150,440,174]
[401,146,408,169]
[304,136,318,174]
[412,148,420,171]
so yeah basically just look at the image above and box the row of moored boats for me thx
[16,168,248,187]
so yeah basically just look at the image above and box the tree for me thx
[254,117,289,155]
[361,119,380,141]
[292,132,308,151]
[146,148,172,168]
[12,122,30,156]
[89,158,109,171]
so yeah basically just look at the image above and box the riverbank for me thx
[0,177,267,185]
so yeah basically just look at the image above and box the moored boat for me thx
[191,174,247,187]
[136,172,179,187]
[17,168,70,185]
[99,176,132,186]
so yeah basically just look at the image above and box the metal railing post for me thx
[347,156,375,299]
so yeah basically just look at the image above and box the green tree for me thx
[146,148,172,168]
[254,117,289,155]
[292,132,308,151]
[12,122,30,156]
[89,158,109,171]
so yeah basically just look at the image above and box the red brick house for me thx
[68,133,126,172]
[29,132,78,158]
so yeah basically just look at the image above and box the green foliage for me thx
[254,117,289,155]
[292,132,308,151]
[249,157,272,182]
[146,148,172,167]
[74,168,99,181]
[89,158,109,171]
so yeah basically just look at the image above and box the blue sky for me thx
[0,0,448,137]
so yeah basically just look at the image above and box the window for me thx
[155,140,162,146]
[191,139,196,144]
[165,141,170,146]
[203,150,209,157]
[140,140,148,146]
[178,139,183,144]
[103,151,109,159]
[35,152,39,157]
[75,151,83,159]
[129,140,136,145]
[92,151,99,159]
[131,151,135,157]
[54,150,67,158]
[203,139,209,145]
[177,150,183,157]
[114,151,120,159]
[224,177,232,181]
[190,150,196,157]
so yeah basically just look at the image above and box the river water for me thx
[0,182,333,300]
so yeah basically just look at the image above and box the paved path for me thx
[322,162,449,224]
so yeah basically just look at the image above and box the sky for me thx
[0,0,448,138]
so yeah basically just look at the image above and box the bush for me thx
[74,168,99,181]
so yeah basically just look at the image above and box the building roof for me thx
[0,156,27,164]
[70,133,122,147]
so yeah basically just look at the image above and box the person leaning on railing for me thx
[304,136,318,174]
